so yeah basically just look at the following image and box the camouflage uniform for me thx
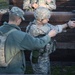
[26,20,63,74]
[23,0,56,11]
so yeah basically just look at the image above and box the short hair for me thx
[9,12,20,21]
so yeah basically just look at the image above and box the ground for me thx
[25,61,75,75]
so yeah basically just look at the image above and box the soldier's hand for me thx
[68,20,75,28]
[48,29,57,37]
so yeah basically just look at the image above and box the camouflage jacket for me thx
[26,20,64,63]
[23,0,56,11]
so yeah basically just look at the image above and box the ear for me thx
[16,17,20,22]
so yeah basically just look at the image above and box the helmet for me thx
[34,7,51,21]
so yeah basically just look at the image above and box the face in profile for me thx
[16,17,22,25]
[41,18,49,24]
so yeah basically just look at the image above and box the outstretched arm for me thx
[59,20,75,29]
[55,20,75,33]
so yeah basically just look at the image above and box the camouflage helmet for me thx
[34,7,51,21]
[11,6,25,20]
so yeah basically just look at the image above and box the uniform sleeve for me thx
[46,0,56,10]
[20,33,51,50]
[56,25,64,33]
[48,24,63,34]
[23,0,31,9]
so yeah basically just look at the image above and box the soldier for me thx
[23,0,56,11]
[26,7,75,74]
[0,6,58,74]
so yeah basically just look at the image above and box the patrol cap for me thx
[34,7,51,21]
[11,6,25,20]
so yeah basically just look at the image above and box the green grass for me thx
[51,66,75,75]
[0,0,6,2]
[25,66,33,74]
[25,61,75,75]
[25,65,75,75]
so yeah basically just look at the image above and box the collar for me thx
[3,22,21,30]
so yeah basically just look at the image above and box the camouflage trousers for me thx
[30,53,51,74]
